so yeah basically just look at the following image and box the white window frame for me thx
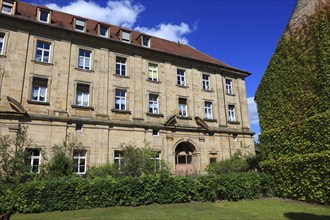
[73,150,87,174]
[151,151,161,172]
[204,101,213,119]
[1,1,13,15]
[122,31,130,43]
[78,49,91,70]
[0,33,4,55]
[178,98,188,117]
[27,149,41,173]
[116,57,127,76]
[99,25,109,38]
[177,69,186,86]
[148,63,158,81]
[35,40,51,63]
[75,19,85,32]
[114,150,123,169]
[38,9,50,23]
[228,105,236,122]
[226,79,233,94]
[142,36,150,47]
[76,83,90,106]
[202,74,210,90]
[31,77,48,102]
[115,89,126,110]
[149,94,159,114]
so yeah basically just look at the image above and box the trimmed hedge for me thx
[0,172,273,214]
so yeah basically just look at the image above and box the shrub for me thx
[207,152,249,175]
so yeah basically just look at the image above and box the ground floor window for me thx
[73,150,86,174]
[151,151,161,171]
[114,150,123,168]
[27,149,41,173]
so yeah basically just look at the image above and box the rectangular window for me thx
[78,49,91,70]
[149,94,159,114]
[114,150,123,168]
[35,41,51,63]
[73,150,86,174]
[204,101,213,119]
[122,31,130,43]
[38,9,50,23]
[228,105,236,122]
[0,34,4,55]
[115,89,126,110]
[202,74,210,90]
[148,63,158,81]
[76,84,90,106]
[76,123,83,131]
[152,151,161,171]
[99,25,109,38]
[27,149,41,173]
[115,57,126,76]
[142,36,150,47]
[1,1,13,14]
[75,19,85,32]
[31,77,48,102]
[152,129,159,136]
[178,98,187,117]
[177,69,186,86]
[226,79,233,94]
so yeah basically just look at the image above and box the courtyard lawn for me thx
[12,198,330,220]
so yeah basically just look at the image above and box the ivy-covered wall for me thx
[255,2,330,204]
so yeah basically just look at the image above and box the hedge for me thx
[0,172,273,214]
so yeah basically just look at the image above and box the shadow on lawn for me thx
[284,212,330,220]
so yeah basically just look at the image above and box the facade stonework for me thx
[0,1,254,175]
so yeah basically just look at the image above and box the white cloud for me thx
[135,22,193,44]
[247,97,259,126]
[46,0,144,28]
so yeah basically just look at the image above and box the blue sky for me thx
[26,0,297,140]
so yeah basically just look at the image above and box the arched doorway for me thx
[175,142,196,176]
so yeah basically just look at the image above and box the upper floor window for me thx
[202,74,210,90]
[75,19,85,32]
[78,49,91,70]
[142,36,150,47]
[149,94,159,114]
[121,31,130,43]
[31,77,48,102]
[226,79,233,94]
[178,98,187,117]
[228,105,236,122]
[73,150,86,174]
[99,25,109,38]
[115,89,126,110]
[116,57,126,76]
[177,69,186,86]
[38,9,50,23]
[1,1,14,15]
[0,34,4,55]
[76,83,90,106]
[35,41,51,63]
[204,101,213,119]
[148,63,158,81]
[27,149,41,173]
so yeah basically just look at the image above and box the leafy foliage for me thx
[207,152,249,175]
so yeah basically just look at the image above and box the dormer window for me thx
[121,31,130,43]
[75,19,86,32]
[142,36,150,47]
[38,9,50,23]
[99,25,109,38]
[1,0,14,15]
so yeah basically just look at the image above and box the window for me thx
[148,63,158,81]
[35,41,51,63]
[73,150,86,174]
[99,25,109,38]
[142,36,150,47]
[152,129,159,136]
[76,84,90,106]
[226,79,233,94]
[27,149,41,173]
[78,49,91,70]
[177,69,186,86]
[209,153,217,164]
[151,151,161,171]
[76,123,83,131]
[31,77,47,102]
[75,19,85,32]
[38,9,50,23]
[0,33,4,55]
[114,150,123,168]
[115,57,126,76]
[204,101,213,119]
[1,1,14,14]
[228,105,236,122]
[115,89,126,110]
[122,31,130,43]
[178,98,187,117]
[202,74,210,90]
[149,94,159,114]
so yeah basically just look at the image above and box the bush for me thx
[206,152,249,175]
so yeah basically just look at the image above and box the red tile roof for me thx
[13,1,249,74]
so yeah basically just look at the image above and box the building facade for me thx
[0,0,254,175]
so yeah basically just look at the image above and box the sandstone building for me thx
[0,0,254,175]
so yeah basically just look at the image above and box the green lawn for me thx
[12,198,330,220]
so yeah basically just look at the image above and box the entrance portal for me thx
[175,142,196,176]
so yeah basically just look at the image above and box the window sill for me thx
[178,116,192,120]
[75,67,94,73]
[228,121,240,125]
[146,113,164,118]
[111,109,131,114]
[226,93,235,96]
[202,89,214,93]
[71,105,94,110]
[27,100,50,105]
[204,118,217,122]
[32,60,53,66]
[113,74,130,78]
[147,79,161,84]
[0,54,7,58]
[176,84,189,88]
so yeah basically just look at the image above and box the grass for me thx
[12,198,330,220]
